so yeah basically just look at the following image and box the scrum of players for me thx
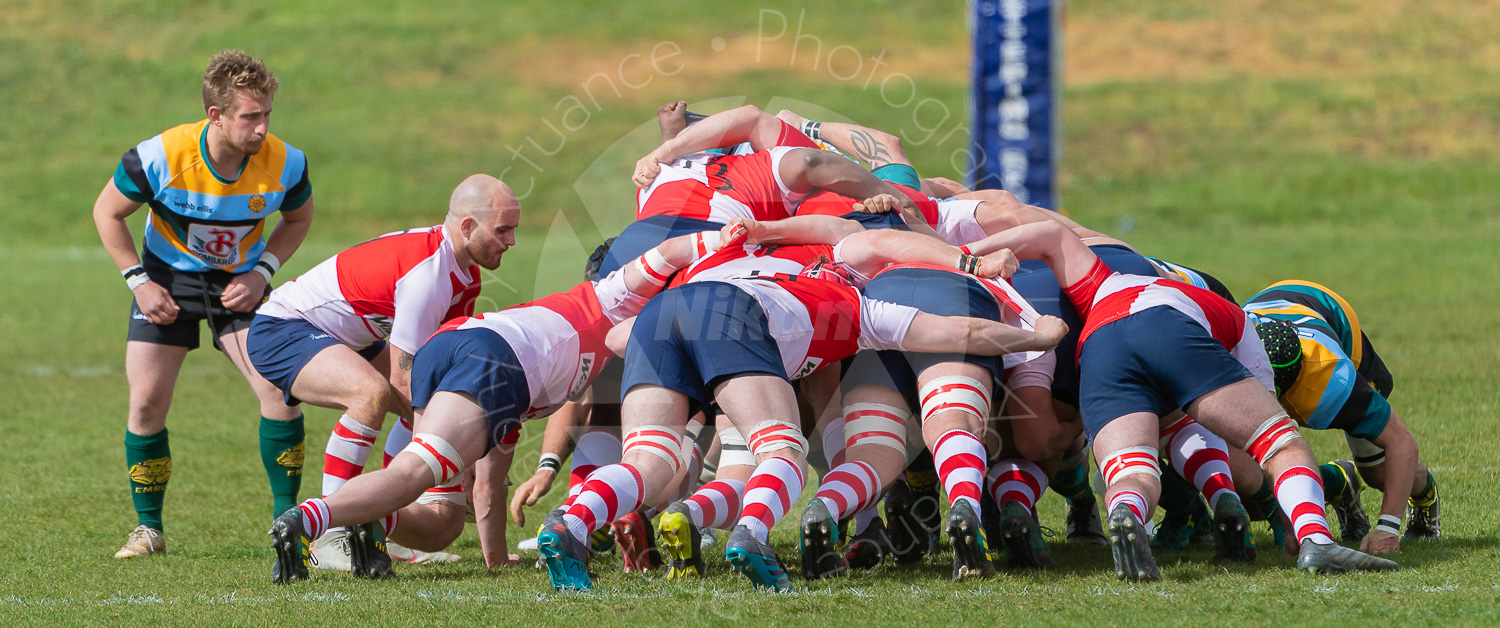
[242,101,1445,589]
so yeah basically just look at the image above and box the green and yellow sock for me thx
[1051,460,1094,506]
[125,428,171,531]
[260,415,305,520]
[1411,470,1437,506]
[1319,462,1350,498]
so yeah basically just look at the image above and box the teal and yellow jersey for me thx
[1243,280,1392,440]
[113,119,311,273]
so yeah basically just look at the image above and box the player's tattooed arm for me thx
[388,347,416,418]
[846,129,898,169]
[398,353,414,371]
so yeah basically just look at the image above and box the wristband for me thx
[122,265,150,291]
[957,254,980,275]
[801,120,822,142]
[253,252,281,283]
[537,453,562,474]
[1374,514,1401,536]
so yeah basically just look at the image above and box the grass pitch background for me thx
[2,0,1498,624]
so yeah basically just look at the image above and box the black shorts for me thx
[126,251,270,350]
[1357,332,1394,399]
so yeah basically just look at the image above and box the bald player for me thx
[248,174,519,574]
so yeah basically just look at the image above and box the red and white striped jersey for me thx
[259,225,481,354]
[636,146,807,223]
[1076,274,1249,352]
[793,183,940,228]
[434,268,646,421]
[730,272,918,380]
[669,241,846,288]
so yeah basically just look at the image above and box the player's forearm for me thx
[751,215,864,246]
[544,398,591,463]
[473,446,515,567]
[812,122,910,170]
[791,149,904,199]
[843,228,959,276]
[262,199,314,264]
[389,349,416,418]
[967,319,1060,356]
[649,105,778,162]
[1373,416,1419,522]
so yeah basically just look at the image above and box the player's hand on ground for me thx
[1361,528,1401,554]
[1033,315,1068,348]
[508,469,555,526]
[853,193,902,214]
[133,281,180,324]
[633,154,665,189]
[976,248,1019,279]
[657,100,688,142]
[485,551,525,568]
[221,271,267,313]
[775,109,809,129]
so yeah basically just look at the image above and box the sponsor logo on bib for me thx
[187,223,255,268]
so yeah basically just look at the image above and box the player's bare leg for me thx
[1186,378,1398,573]
[116,341,187,558]
[1093,412,1163,581]
[219,327,307,521]
[715,375,805,591]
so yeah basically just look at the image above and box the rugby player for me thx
[248,174,514,570]
[964,220,1399,579]
[92,50,314,558]
[1246,280,1439,552]
[266,232,714,583]
[542,222,1063,591]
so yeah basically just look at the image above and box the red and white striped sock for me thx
[1166,420,1236,510]
[381,417,412,468]
[297,497,331,539]
[986,458,1049,512]
[934,429,987,518]
[1108,490,1149,526]
[851,503,881,535]
[737,457,805,543]
[378,511,398,537]
[323,415,378,496]
[562,463,643,543]
[684,478,746,530]
[815,461,882,520]
[563,430,622,508]
[1274,466,1334,545]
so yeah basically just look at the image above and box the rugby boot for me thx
[980,491,1003,557]
[998,500,1056,570]
[269,510,309,584]
[1211,493,1256,563]
[1107,503,1161,582]
[309,529,353,572]
[947,500,998,581]
[1152,495,1210,551]
[1296,539,1399,574]
[907,469,944,554]
[348,521,393,579]
[114,525,165,559]
[1065,499,1108,545]
[883,480,929,564]
[611,512,661,572]
[844,517,892,570]
[591,528,617,555]
[1405,481,1441,541]
[658,502,706,579]
[725,525,793,592]
[1324,460,1370,542]
[537,511,592,590]
[799,500,848,580]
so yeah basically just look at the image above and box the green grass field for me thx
[2,0,1498,624]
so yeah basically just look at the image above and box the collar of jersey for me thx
[199,122,249,184]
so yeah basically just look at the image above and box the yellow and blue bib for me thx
[1244,280,1391,440]
[113,119,311,273]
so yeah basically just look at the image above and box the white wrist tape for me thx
[1374,514,1401,536]
[693,230,724,255]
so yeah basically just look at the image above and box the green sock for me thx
[260,415,305,520]
[1157,463,1200,513]
[125,428,171,531]
[1411,470,1437,506]
[1318,463,1349,498]
[1051,460,1094,506]
[1249,479,1279,520]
